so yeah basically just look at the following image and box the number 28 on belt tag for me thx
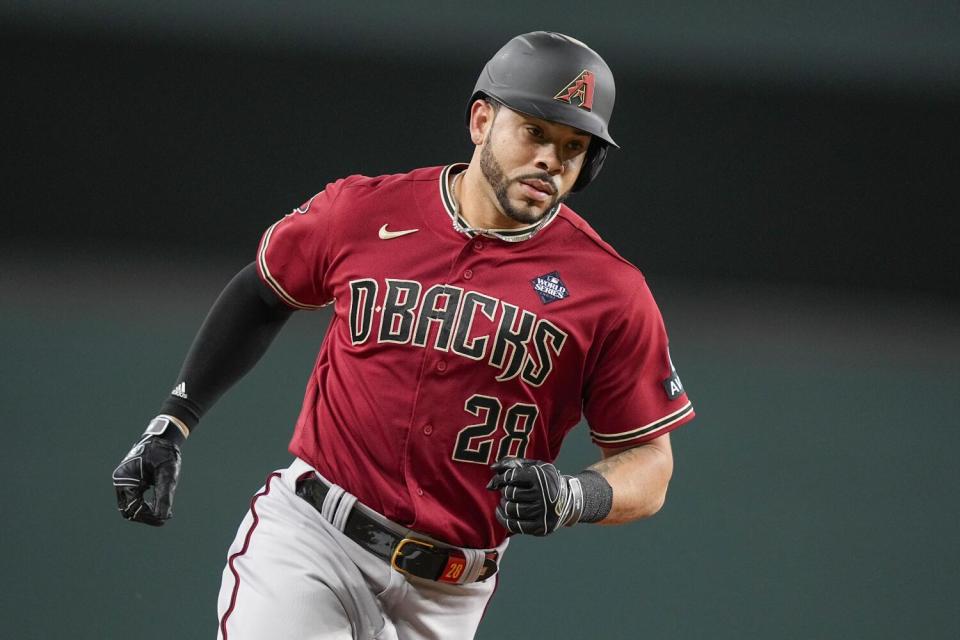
[439,556,467,583]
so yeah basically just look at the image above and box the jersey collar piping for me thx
[439,164,561,243]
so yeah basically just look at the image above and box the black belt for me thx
[295,474,498,584]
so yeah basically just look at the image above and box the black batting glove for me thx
[486,458,585,536]
[112,416,185,526]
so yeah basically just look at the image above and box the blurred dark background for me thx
[2,2,958,639]
[6,4,960,294]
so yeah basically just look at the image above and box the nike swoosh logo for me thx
[378,224,419,240]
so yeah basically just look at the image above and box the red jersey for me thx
[256,164,694,549]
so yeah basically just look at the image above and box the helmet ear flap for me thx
[572,139,608,192]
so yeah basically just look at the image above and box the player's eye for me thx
[526,126,544,139]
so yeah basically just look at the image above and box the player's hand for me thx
[112,417,184,526]
[486,457,584,536]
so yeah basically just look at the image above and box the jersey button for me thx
[473,240,484,251]
[435,360,447,373]
[416,488,424,496]
[423,424,433,435]
[463,269,473,280]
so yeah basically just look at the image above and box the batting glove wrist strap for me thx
[145,415,190,446]
[574,469,613,523]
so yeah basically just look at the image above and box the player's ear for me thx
[468,99,496,145]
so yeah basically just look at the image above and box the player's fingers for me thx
[486,473,507,491]
[490,457,534,473]
[495,466,539,490]
[494,504,525,535]
[501,485,542,502]
[495,506,546,536]
[500,498,544,521]
[112,456,144,488]
[115,486,149,521]
[116,482,169,526]
[133,509,168,527]
[152,464,178,521]
[117,492,161,525]
[488,465,535,489]
[493,505,511,531]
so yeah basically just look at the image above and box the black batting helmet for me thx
[468,31,618,191]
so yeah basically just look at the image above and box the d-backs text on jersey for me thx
[348,278,567,387]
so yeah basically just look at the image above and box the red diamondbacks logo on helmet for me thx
[553,70,595,111]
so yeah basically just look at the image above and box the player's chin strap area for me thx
[451,208,560,244]
[295,473,499,585]
[445,166,561,243]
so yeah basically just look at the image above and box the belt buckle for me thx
[390,537,435,576]
[391,537,473,584]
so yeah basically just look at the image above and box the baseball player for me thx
[113,32,694,639]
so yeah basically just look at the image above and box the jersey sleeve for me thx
[583,280,694,448]
[256,183,342,310]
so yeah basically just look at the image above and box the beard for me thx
[479,140,565,225]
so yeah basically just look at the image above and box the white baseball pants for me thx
[216,458,504,640]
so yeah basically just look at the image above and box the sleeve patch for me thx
[662,371,684,400]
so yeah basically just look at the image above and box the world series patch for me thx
[531,271,570,304]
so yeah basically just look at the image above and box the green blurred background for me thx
[2,2,958,638]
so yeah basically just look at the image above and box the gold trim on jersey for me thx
[257,218,328,310]
[590,402,694,445]
[439,164,561,243]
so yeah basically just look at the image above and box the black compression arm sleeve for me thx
[158,262,295,432]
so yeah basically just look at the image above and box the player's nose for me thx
[534,144,564,177]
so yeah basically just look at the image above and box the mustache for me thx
[513,173,557,195]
